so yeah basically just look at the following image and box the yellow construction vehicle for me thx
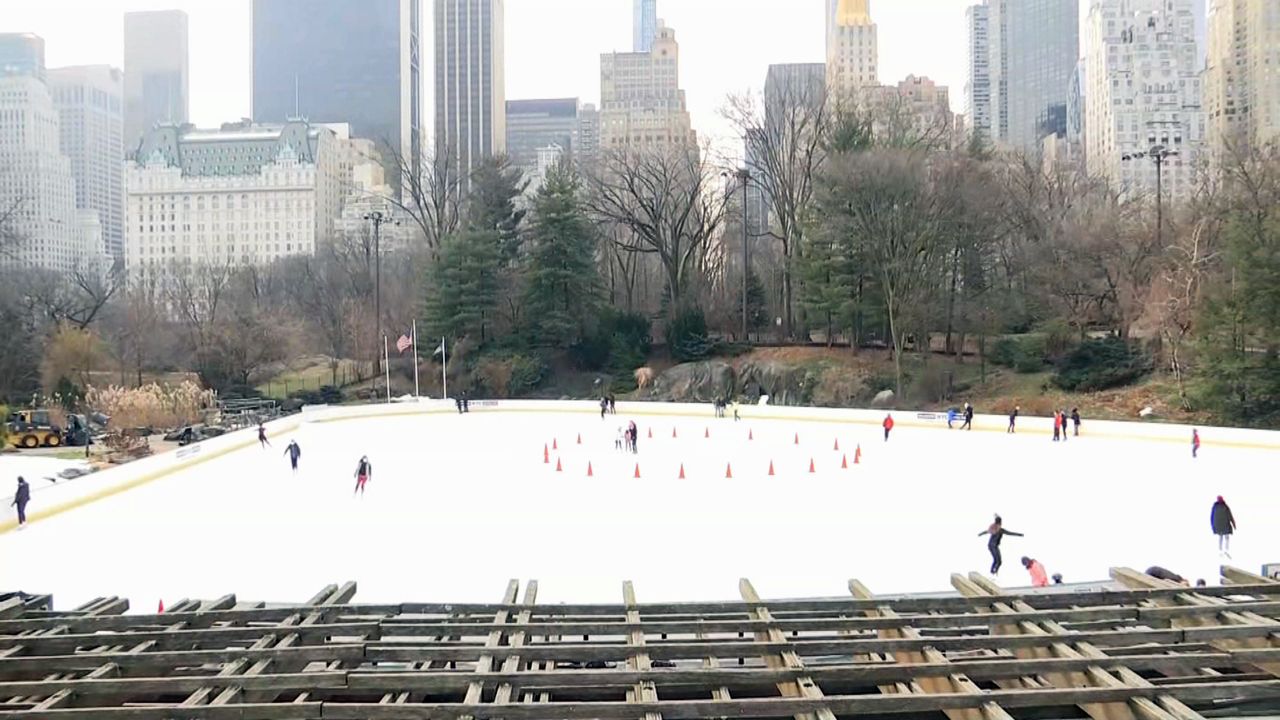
[4,410,64,449]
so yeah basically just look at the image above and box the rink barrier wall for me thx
[4,398,1276,534]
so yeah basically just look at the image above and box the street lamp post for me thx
[1121,144,1179,249]
[365,211,390,376]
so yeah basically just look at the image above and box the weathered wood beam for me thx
[623,582,662,720]
[739,578,835,720]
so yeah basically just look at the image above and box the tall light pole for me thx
[365,211,390,376]
[722,167,753,342]
[1121,144,1179,249]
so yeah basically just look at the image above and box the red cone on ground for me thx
[634,463,641,479]
[809,458,816,474]
[577,433,582,445]
[587,462,594,477]
[648,427,653,439]
[157,600,164,614]
[725,463,733,479]
[748,428,754,440]
[672,427,677,438]
[679,464,686,480]
[794,432,800,445]
[834,438,840,451]
[768,460,775,476]
[553,438,558,450]
[555,457,563,472]
[543,444,549,464]
[705,427,710,438]
[841,453,849,469]
[855,444,862,464]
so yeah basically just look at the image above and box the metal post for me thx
[740,169,750,343]
[1154,153,1164,250]
[365,212,386,376]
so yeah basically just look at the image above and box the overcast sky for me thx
[3,0,1066,153]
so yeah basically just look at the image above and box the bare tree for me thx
[586,145,728,313]
[378,141,462,253]
[723,81,829,338]
[20,261,122,330]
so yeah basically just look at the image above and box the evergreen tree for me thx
[521,164,601,347]
[424,230,501,342]
[466,155,527,263]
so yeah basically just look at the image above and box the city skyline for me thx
[6,0,995,157]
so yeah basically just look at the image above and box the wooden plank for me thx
[739,578,835,720]
[492,579,537,712]
[0,644,368,677]
[458,580,521,720]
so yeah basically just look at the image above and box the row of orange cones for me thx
[545,430,840,454]
[548,445,862,477]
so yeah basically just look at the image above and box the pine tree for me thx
[521,164,600,347]
[424,230,501,342]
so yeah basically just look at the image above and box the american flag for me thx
[396,334,412,354]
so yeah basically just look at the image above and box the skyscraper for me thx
[1085,0,1203,201]
[123,10,189,148]
[986,0,1078,152]
[49,65,126,263]
[434,0,505,190]
[505,98,579,176]
[1205,0,1280,152]
[252,0,421,189]
[599,22,695,151]
[825,0,878,95]
[634,0,658,53]
[0,33,45,81]
[0,37,88,272]
[964,4,992,140]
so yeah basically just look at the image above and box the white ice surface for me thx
[0,409,1274,608]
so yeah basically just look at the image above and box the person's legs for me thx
[16,503,26,526]
[990,545,1002,574]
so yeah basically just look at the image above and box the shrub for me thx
[472,353,548,398]
[666,307,712,362]
[1053,338,1153,392]
[85,382,218,431]
[572,309,652,372]
[991,335,1048,373]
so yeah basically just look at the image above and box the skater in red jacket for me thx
[882,414,894,441]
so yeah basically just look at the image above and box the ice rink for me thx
[1,404,1275,608]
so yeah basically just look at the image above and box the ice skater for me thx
[1052,411,1061,442]
[11,477,30,529]
[283,440,302,473]
[732,402,740,422]
[1192,429,1201,458]
[615,426,625,451]
[882,414,894,441]
[258,424,270,448]
[1071,408,1081,436]
[978,514,1024,575]
[1211,495,1235,556]
[628,421,639,454]
[1007,406,1019,433]
[600,397,608,420]
[962,403,974,431]
[947,407,958,429]
[609,395,617,414]
[1021,556,1049,587]
[353,456,372,496]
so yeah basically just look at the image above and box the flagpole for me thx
[441,337,448,401]
[411,320,420,399]
[383,335,391,403]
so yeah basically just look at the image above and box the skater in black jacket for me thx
[11,477,30,529]
[284,440,302,473]
[257,424,270,448]
[354,456,372,496]
[961,403,974,430]
[1211,496,1236,556]
[978,515,1024,574]
[1007,407,1019,433]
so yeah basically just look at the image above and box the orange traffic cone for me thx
[634,463,641,478]
[855,444,862,464]
[841,453,849,469]
[577,433,582,445]
[555,457,563,472]
[705,427,710,438]
[834,438,840,451]
[809,458,816,474]
[748,428,754,440]
[553,438,558,450]
[725,463,733,479]
[587,462,594,477]
[768,460,775,476]
[157,599,165,614]
[679,464,686,479]
[794,432,800,445]
[543,444,549,464]
[672,427,678,438]
[648,427,653,439]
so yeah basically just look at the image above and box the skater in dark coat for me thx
[11,477,30,528]
[257,424,270,448]
[1007,407,1019,433]
[284,440,302,473]
[978,514,1023,575]
[1211,496,1235,555]
[353,456,372,496]
[600,397,608,419]
[962,403,974,430]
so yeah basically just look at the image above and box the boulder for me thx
[872,389,896,407]
[648,361,736,402]
[736,360,811,406]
